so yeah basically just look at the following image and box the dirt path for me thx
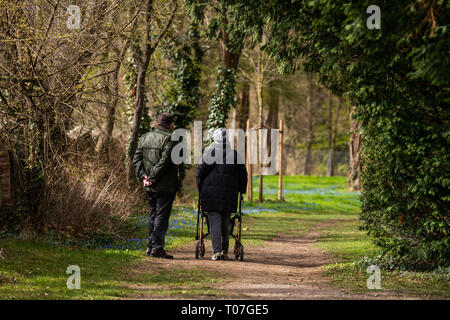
[127,220,416,300]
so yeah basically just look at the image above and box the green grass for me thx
[3,175,356,299]
[1,175,448,299]
[0,239,223,299]
[324,263,450,298]
[240,175,360,246]
[314,217,450,298]
[317,220,378,262]
[0,239,139,299]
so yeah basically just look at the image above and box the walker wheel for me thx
[195,240,204,259]
[238,245,244,261]
[195,241,202,259]
[200,241,205,257]
[234,243,244,261]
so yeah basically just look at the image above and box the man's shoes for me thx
[211,252,222,261]
[150,250,173,259]
[145,248,152,256]
[221,252,228,260]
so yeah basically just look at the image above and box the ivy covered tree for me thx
[187,0,263,137]
[205,67,237,131]
[233,0,449,269]
[157,22,204,191]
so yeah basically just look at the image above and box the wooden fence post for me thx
[278,119,284,201]
[246,119,253,202]
[258,127,263,203]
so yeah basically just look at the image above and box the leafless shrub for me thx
[41,141,143,233]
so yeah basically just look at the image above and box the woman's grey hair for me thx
[213,128,227,144]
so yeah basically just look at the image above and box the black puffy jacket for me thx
[196,143,247,213]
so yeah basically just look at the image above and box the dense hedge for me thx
[359,82,450,270]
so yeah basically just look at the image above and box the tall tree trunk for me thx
[255,50,264,202]
[218,10,240,102]
[206,10,241,131]
[127,58,152,186]
[264,84,279,156]
[327,92,334,176]
[231,108,237,129]
[303,75,315,176]
[237,82,250,130]
[219,29,240,72]
[292,146,299,175]
[96,46,127,162]
[125,0,177,187]
[267,86,279,129]
[348,106,361,191]
[331,97,342,175]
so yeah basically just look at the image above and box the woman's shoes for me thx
[211,251,228,260]
[211,252,222,260]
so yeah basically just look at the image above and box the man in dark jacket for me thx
[133,112,178,259]
[196,128,248,260]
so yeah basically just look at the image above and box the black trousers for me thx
[146,191,176,252]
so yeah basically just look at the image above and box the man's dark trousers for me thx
[146,191,176,253]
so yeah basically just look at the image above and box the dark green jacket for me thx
[133,127,178,193]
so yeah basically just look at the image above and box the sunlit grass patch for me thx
[316,219,378,262]
[248,175,360,215]
[0,239,142,299]
[314,207,450,298]
[0,239,223,299]
[324,262,450,298]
